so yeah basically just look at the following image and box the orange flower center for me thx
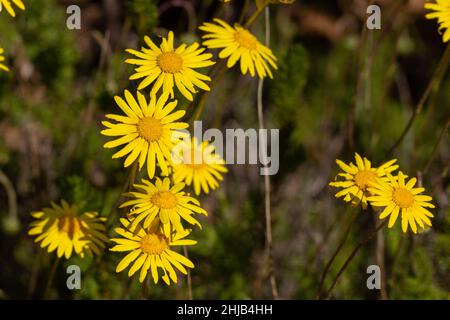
[151,191,178,209]
[157,52,183,73]
[140,233,168,255]
[234,29,258,50]
[393,188,414,208]
[354,170,377,191]
[137,117,163,142]
[58,215,81,238]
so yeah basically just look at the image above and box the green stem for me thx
[107,161,139,227]
[387,233,405,292]
[316,208,359,299]
[192,63,228,122]
[142,277,149,299]
[238,0,251,24]
[186,1,270,122]
[257,6,278,300]
[325,220,387,299]
[423,117,450,175]
[0,170,18,224]
[28,250,42,298]
[185,58,224,121]
[43,257,60,299]
[244,1,270,28]
[127,161,139,190]
[388,43,450,155]
[183,246,193,300]
[348,20,369,151]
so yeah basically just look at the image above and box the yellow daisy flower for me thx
[329,153,399,209]
[425,0,450,42]
[125,31,215,101]
[28,200,108,259]
[101,90,188,178]
[368,172,435,233]
[0,48,9,72]
[0,0,25,17]
[199,18,278,78]
[172,137,227,195]
[120,177,207,234]
[111,218,196,285]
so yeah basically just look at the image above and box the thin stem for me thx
[61,30,111,170]
[325,220,387,299]
[308,206,348,271]
[388,43,450,155]
[348,18,369,151]
[120,278,130,299]
[109,160,139,299]
[191,61,228,122]
[316,208,359,299]
[127,161,139,190]
[0,169,18,222]
[28,250,42,298]
[186,0,270,121]
[183,246,193,300]
[107,161,139,227]
[387,233,405,293]
[257,7,278,300]
[184,57,223,121]
[423,117,450,175]
[238,0,251,24]
[374,214,387,300]
[142,276,149,299]
[43,257,60,299]
[244,0,270,28]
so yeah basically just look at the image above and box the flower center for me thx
[354,170,377,191]
[393,188,414,208]
[58,216,81,238]
[234,29,258,50]
[140,233,168,255]
[157,52,183,73]
[137,117,163,142]
[184,148,206,169]
[151,191,178,209]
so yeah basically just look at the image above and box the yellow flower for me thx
[111,218,196,285]
[101,90,188,178]
[28,200,108,259]
[368,172,435,233]
[125,31,215,101]
[120,177,207,235]
[199,18,278,78]
[425,0,450,42]
[0,0,25,17]
[0,48,9,72]
[172,137,227,195]
[329,153,399,209]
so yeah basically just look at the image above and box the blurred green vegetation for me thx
[0,0,449,300]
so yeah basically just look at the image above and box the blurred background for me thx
[0,0,449,299]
